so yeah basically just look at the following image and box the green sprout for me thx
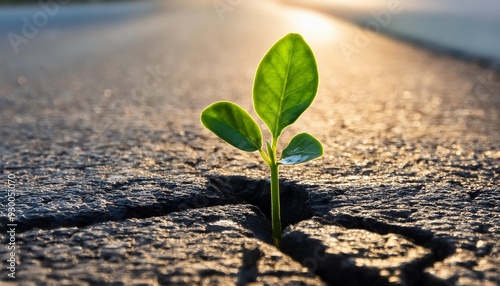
[201,33,323,247]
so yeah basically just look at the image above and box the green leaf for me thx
[253,33,319,139]
[201,101,262,152]
[279,133,323,165]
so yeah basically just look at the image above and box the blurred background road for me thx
[286,0,500,61]
[1,0,498,140]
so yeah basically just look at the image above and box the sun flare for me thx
[285,9,340,43]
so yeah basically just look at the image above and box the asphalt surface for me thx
[0,0,499,285]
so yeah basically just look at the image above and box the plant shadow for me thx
[205,175,315,231]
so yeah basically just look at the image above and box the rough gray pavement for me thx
[4,204,323,285]
[0,0,499,285]
[282,219,436,285]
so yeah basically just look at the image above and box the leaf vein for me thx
[203,115,257,148]
[260,75,281,101]
[267,58,283,83]
[281,87,316,115]
[275,35,296,136]
[283,76,315,100]
[285,66,310,86]
[290,51,308,66]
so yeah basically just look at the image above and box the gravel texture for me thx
[0,204,325,285]
[282,219,437,286]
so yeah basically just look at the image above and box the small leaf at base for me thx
[279,133,323,165]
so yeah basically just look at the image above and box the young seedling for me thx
[201,33,322,247]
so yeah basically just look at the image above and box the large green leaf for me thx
[279,133,323,165]
[201,101,262,152]
[253,33,319,139]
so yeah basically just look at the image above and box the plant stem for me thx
[261,141,282,247]
[270,161,281,248]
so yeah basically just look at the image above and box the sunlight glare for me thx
[297,0,386,9]
[285,9,340,44]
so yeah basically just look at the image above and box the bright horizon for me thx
[287,0,500,15]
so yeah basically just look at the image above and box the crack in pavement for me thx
[1,173,493,285]
[211,176,454,285]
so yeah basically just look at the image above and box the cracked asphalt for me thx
[0,0,499,285]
